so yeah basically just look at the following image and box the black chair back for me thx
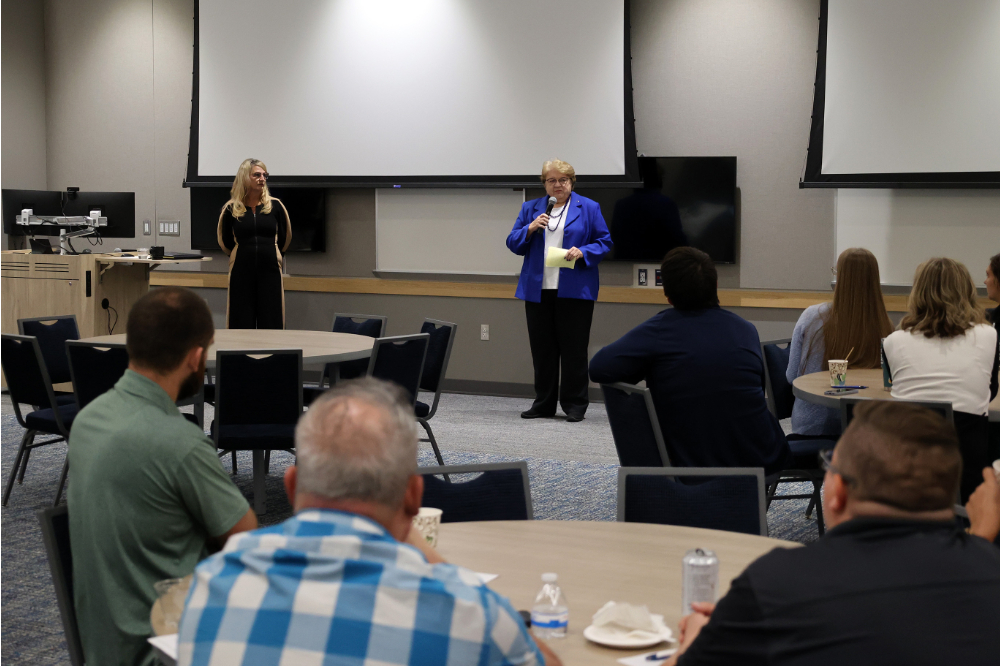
[840,396,954,432]
[367,334,430,405]
[600,382,671,467]
[761,338,794,420]
[18,315,80,385]
[418,462,533,522]
[1,334,60,412]
[418,320,457,394]
[618,467,767,536]
[66,341,130,410]
[215,350,303,428]
[331,313,387,381]
[37,506,85,666]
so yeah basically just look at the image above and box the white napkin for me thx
[148,634,178,660]
[591,601,658,635]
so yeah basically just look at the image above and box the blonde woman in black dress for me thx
[217,159,292,328]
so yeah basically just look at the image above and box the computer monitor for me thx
[1,188,136,239]
[2,189,64,235]
[62,191,136,239]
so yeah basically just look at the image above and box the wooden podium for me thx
[1,250,211,337]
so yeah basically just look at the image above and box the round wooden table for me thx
[436,521,797,665]
[80,328,374,368]
[793,368,1000,422]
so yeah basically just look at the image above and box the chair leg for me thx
[252,450,267,516]
[765,481,778,509]
[3,430,34,506]
[805,496,816,519]
[232,451,237,474]
[264,450,271,474]
[17,447,32,484]
[53,456,70,507]
[419,420,445,466]
[812,478,825,536]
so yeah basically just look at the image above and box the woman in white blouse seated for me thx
[884,257,999,502]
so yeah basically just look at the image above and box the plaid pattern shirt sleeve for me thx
[177,510,544,666]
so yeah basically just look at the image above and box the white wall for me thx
[631,0,836,290]
[1,0,49,248]
[836,190,1000,285]
[42,0,193,252]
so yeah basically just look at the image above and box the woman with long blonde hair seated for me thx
[217,158,292,329]
[884,257,998,502]
[786,248,893,436]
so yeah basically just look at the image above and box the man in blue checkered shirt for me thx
[178,378,561,666]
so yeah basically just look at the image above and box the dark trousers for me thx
[524,290,595,416]
[228,243,284,329]
[955,411,990,504]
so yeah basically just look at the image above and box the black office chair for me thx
[600,382,672,467]
[303,313,388,406]
[37,506,86,665]
[367,333,430,406]
[418,462,533,522]
[2,334,78,507]
[18,314,80,402]
[414,319,458,468]
[618,467,768,536]
[839,396,953,431]
[66,341,130,410]
[212,350,303,515]
[761,338,838,535]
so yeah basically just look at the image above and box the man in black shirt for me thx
[667,401,1000,666]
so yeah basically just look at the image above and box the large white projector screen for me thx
[196,0,626,178]
[808,0,1000,182]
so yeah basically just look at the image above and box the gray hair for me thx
[294,378,419,507]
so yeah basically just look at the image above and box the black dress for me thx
[217,200,291,329]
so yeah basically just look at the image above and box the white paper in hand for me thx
[545,246,576,268]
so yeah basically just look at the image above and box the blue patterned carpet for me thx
[1,413,820,664]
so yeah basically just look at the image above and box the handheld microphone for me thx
[545,197,556,216]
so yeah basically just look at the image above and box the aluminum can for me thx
[682,548,718,614]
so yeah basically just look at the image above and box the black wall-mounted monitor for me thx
[190,187,326,252]
[574,156,737,264]
[2,188,136,239]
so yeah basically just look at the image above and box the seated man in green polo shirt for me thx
[68,286,257,666]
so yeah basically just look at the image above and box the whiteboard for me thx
[835,189,1000,285]
[376,189,526,275]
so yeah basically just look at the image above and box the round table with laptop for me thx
[149,520,797,666]
[792,368,1000,422]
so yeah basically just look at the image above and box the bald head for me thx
[294,378,419,508]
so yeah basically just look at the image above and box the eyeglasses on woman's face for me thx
[545,177,571,186]
[251,170,269,181]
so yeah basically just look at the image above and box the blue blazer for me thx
[506,194,613,303]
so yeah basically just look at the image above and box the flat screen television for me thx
[190,187,326,252]
[2,189,136,239]
[574,156,737,264]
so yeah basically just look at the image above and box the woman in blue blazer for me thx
[506,159,613,421]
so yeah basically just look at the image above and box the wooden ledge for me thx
[148,272,989,312]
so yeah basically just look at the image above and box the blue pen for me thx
[645,649,678,661]
[832,385,867,390]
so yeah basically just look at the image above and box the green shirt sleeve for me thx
[175,439,250,537]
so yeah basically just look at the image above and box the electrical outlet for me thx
[142,219,151,235]
[481,324,489,341]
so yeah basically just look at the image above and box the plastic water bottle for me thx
[530,573,568,638]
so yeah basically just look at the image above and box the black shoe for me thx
[565,413,585,423]
[521,408,554,419]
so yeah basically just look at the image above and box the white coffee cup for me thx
[828,360,848,387]
[412,507,443,547]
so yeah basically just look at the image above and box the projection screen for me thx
[802,0,1000,187]
[187,0,637,186]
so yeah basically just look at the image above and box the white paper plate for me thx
[583,614,674,648]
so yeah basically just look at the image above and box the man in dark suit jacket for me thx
[589,246,790,475]
[665,401,1000,665]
